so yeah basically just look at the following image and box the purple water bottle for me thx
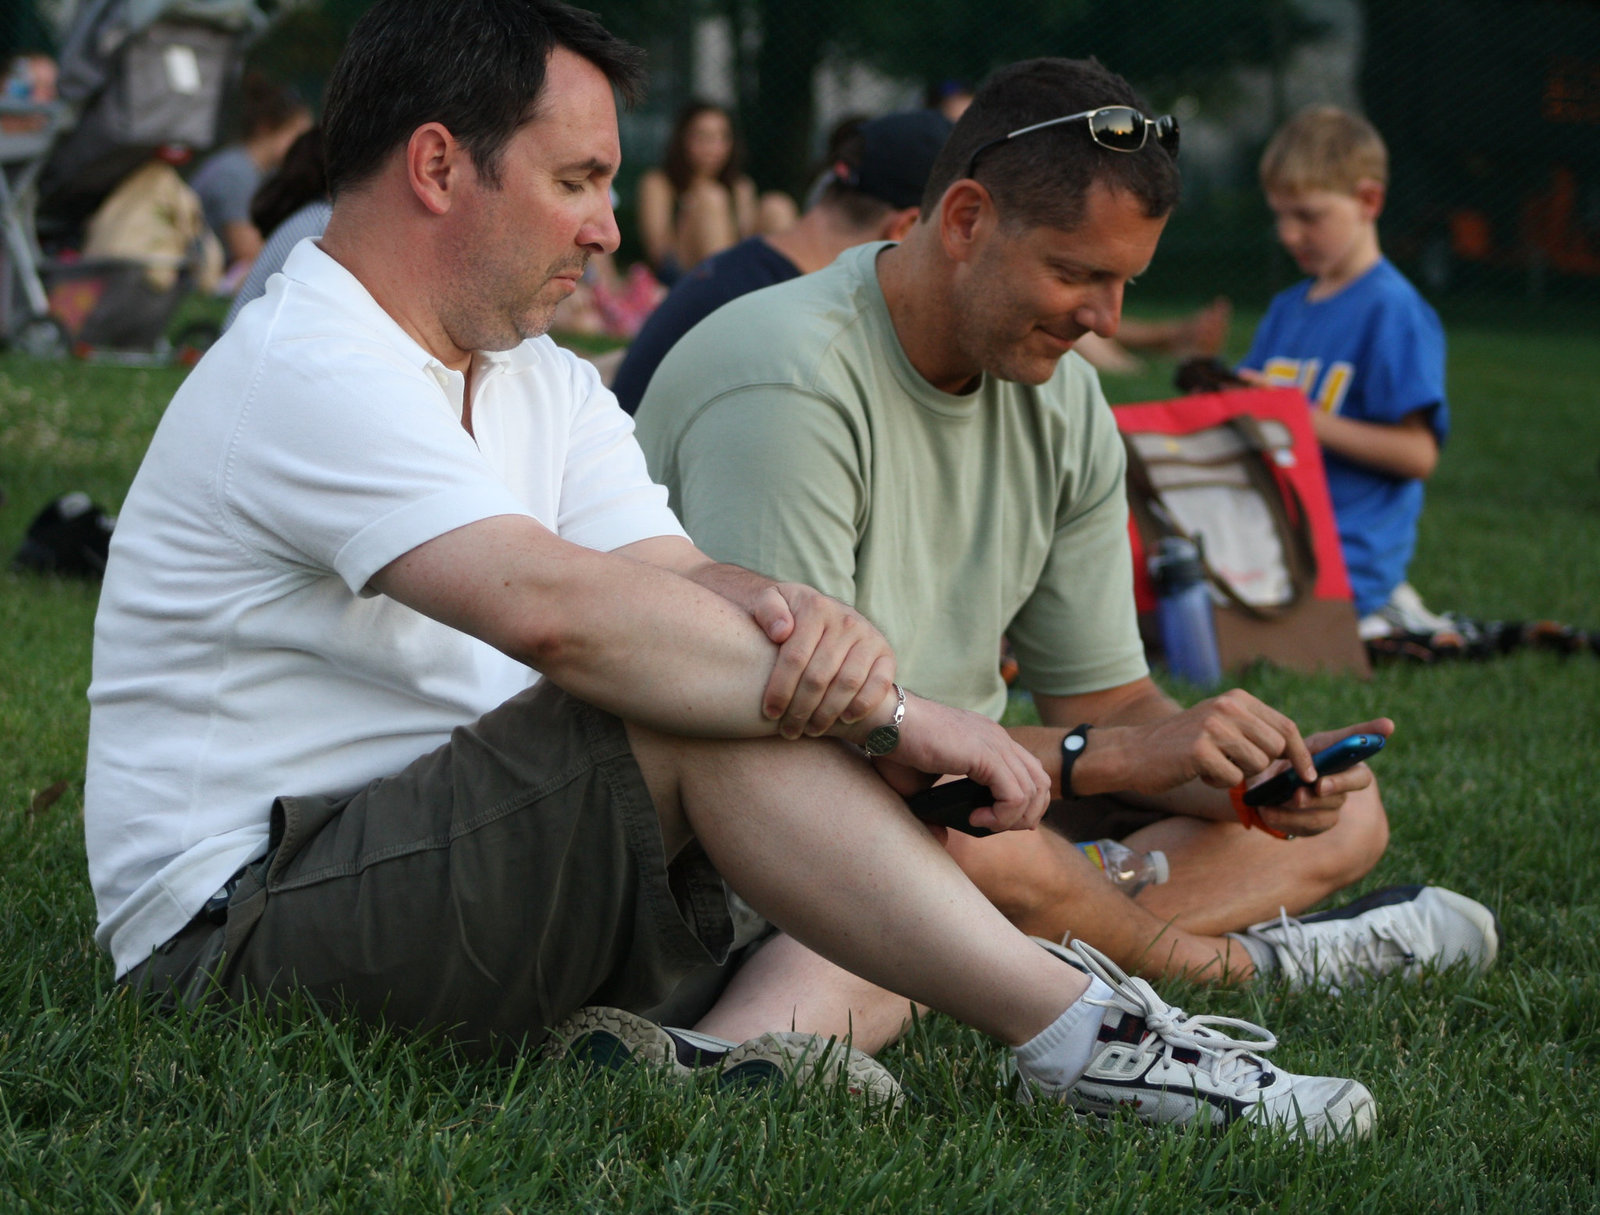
[1150,536,1222,686]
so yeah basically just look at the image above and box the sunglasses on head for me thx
[962,105,1180,179]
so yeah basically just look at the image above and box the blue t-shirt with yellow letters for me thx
[1240,258,1448,615]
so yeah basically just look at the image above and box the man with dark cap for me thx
[611,109,951,414]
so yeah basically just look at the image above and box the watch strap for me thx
[1059,723,1093,797]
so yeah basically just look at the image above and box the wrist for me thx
[838,683,908,751]
[1062,726,1126,797]
[1058,724,1093,797]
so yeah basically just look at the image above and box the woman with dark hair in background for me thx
[637,100,794,283]
[223,125,328,330]
[190,71,312,282]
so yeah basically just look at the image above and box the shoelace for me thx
[1069,938,1279,1100]
[1250,905,1412,982]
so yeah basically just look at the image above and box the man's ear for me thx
[880,205,922,243]
[1354,177,1386,222]
[936,180,994,263]
[407,123,464,216]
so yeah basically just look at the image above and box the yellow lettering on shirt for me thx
[1258,358,1354,414]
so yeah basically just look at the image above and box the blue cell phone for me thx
[1241,733,1386,807]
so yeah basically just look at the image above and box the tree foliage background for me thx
[7,0,1599,304]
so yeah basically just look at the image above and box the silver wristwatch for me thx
[862,684,906,757]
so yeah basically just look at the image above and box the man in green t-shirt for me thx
[636,57,1496,1051]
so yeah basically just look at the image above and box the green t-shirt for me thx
[636,242,1148,721]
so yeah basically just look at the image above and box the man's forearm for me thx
[373,516,895,744]
[1022,681,1234,817]
[519,545,891,742]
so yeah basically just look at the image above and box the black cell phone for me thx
[906,778,995,837]
[1241,733,1386,807]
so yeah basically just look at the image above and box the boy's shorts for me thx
[123,681,736,1057]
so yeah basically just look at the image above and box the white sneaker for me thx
[547,1006,903,1108]
[1245,885,1499,993]
[1022,939,1376,1141]
[1359,581,1456,640]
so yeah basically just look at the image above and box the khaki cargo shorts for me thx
[125,681,736,1057]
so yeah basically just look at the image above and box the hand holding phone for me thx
[1241,733,1386,807]
[906,778,996,837]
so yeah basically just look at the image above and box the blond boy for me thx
[1239,106,1450,636]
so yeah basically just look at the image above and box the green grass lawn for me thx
[2,305,1599,1212]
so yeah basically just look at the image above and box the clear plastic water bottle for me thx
[1149,535,1222,687]
[1077,838,1170,896]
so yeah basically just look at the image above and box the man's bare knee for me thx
[946,830,1075,936]
[624,725,867,860]
[1325,781,1390,887]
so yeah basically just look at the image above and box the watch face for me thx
[864,723,900,756]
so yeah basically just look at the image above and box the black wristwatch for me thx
[1060,723,1093,797]
[862,684,906,758]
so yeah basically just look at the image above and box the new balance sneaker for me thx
[546,1007,904,1108]
[1021,939,1376,1141]
[1244,885,1499,993]
[721,1032,906,1110]
[545,1006,736,1077]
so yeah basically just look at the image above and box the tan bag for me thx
[1114,389,1370,678]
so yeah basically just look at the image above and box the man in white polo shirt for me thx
[82,0,1378,1139]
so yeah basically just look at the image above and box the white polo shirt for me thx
[85,241,687,978]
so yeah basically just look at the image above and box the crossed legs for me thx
[951,782,1390,977]
[624,723,1087,1047]
[685,783,1389,1054]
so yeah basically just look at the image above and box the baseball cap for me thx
[834,109,954,208]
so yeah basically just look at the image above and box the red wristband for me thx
[1231,783,1289,839]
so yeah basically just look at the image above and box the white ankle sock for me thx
[1228,930,1278,976]
[1011,975,1116,1091]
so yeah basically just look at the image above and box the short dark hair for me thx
[240,71,308,140]
[816,180,896,230]
[920,58,1180,232]
[323,0,647,197]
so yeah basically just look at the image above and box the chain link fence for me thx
[7,0,1599,308]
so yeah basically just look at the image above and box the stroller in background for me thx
[1,0,269,361]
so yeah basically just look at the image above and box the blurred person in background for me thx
[223,125,328,330]
[190,71,312,284]
[613,109,953,414]
[926,78,974,123]
[637,100,795,284]
[1237,106,1451,642]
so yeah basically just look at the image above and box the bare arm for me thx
[1022,679,1300,813]
[1310,407,1439,480]
[372,516,780,736]
[617,535,895,737]
[733,176,760,237]
[1014,679,1386,837]
[636,170,677,268]
[221,219,264,267]
[1236,370,1440,482]
[369,516,1046,818]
